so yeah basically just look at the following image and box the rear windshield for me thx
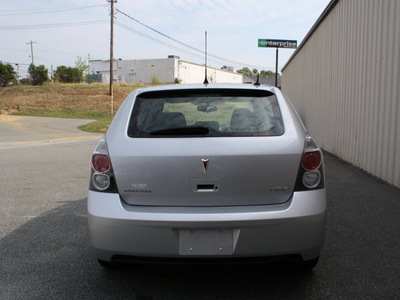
[128,89,284,137]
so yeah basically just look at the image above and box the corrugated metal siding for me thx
[282,0,400,188]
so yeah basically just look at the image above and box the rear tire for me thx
[97,259,119,269]
[296,256,319,270]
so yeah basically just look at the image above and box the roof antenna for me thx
[254,74,260,86]
[203,31,209,84]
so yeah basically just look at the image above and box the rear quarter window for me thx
[128,89,284,137]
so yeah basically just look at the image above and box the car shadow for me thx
[2,152,399,299]
[0,198,320,300]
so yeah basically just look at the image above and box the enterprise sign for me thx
[258,39,297,49]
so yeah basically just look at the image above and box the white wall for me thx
[90,57,176,84]
[90,60,116,73]
[178,61,243,84]
[89,57,243,84]
[281,0,400,188]
[132,57,176,83]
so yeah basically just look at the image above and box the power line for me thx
[116,9,204,56]
[115,8,271,70]
[0,20,108,30]
[36,42,82,58]
[0,5,107,16]
[116,21,273,70]
[0,4,274,71]
[115,21,239,68]
[34,56,58,65]
[115,21,205,60]
[1,61,30,66]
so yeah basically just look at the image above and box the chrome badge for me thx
[202,158,209,175]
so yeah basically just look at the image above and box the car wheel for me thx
[296,256,319,270]
[97,259,119,269]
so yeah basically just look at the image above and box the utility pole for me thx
[15,63,20,83]
[275,48,278,87]
[87,53,91,77]
[26,40,37,65]
[108,0,117,115]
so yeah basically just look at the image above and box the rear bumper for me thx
[88,189,326,262]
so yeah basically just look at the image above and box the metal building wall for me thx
[281,0,400,188]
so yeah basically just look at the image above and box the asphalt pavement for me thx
[0,116,102,239]
[1,116,399,299]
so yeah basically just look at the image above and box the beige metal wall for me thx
[281,0,400,188]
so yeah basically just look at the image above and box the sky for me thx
[0,0,331,78]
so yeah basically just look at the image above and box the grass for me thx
[0,83,148,133]
[78,117,114,133]
[11,108,113,133]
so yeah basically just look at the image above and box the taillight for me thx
[302,151,321,171]
[92,154,110,173]
[89,136,118,193]
[302,169,322,189]
[92,173,111,191]
[295,135,325,191]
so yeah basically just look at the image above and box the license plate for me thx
[179,229,233,256]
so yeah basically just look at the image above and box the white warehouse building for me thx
[89,55,243,84]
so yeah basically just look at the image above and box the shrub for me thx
[151,75,160,84]
[54,66,83,83]
[19,78,31,85]
[0,62,17,87]
[28,64,49,85]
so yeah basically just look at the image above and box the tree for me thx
[28,64,49,85]
[75,56,89,80]
[259,70,281,79]
[53,66,68,82]
[54,66,82,83]
[260,70,275,78]
[54,57,89,83]
[238,67,281,79]
[0,62,17,87]
[237,67,252,77]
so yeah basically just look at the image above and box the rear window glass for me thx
[128,89,284,137]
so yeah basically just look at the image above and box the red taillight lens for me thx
[302,151,321,171]
[92,154,111,173]
[295,135,325,191]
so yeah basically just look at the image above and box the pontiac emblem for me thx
[202,158,209,175]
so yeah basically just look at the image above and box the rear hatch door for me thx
[109,137,303,207]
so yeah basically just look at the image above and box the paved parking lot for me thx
[1,116,399,299]
[0,116,101,238]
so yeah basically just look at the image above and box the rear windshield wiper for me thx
[149,126,210,136]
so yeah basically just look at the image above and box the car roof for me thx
[135,83,276,95]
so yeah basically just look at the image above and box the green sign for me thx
[258,39,297,49]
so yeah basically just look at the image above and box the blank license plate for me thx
[179,229,233,256]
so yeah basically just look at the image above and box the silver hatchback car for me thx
[88,83,326,268]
